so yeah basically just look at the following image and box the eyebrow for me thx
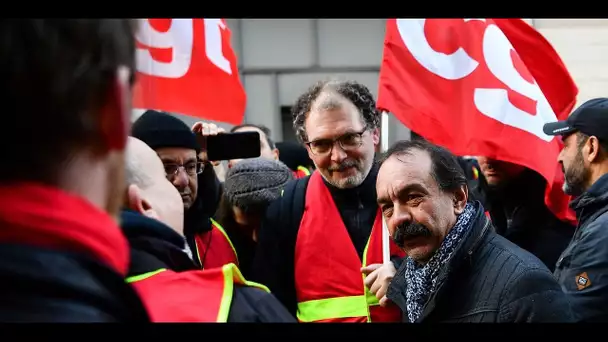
[378,183,428,205]
[159,157,197,164]
[310,130,364,142]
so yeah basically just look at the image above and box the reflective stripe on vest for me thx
[296,235,385,322]
[126,268,167,283]
[126,263,269,322]
[193,218,239,269]
[296,166,311,177]
[294,171,404,323]
[210,218,239,264]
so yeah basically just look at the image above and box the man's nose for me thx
[390,204,412,229]
[171,169,190,189]
[330,143,347,163]
[557,148,565,163]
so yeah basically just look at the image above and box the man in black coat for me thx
[373,139,574,322]
[543,98,608,322]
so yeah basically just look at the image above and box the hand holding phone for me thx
[191,121,225,164]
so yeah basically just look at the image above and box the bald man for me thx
[121,137,295,322]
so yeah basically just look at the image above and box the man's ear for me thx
[586,136,602,163]
[127,184,153,215]
[453,185,468,215]
[127,184,161,221]
[273,148,280,161]
[371,127,380,146]
[99,66,132,152]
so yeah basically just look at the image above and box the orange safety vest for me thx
[126,263,269,322]
[294,166,311,179]
[294,171,406,323]
[194,218,239,270]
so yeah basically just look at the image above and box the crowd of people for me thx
[2,19,608,323]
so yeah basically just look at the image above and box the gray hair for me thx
[291,79,380,143]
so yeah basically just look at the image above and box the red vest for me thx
[294,166,311,179]
[294,171,405,323]
[127,263,269,322]
[194,218,238,270]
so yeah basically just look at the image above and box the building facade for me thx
[134,19,608,146]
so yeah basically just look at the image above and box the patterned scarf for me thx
[404,202,476,322]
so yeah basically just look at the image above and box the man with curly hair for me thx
[251,79,406,323]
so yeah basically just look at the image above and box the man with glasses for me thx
[251,80,405,322]
[131,110,237,270]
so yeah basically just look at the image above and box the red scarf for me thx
[0,182,129,275]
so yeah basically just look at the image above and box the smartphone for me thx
[206,131,261,161]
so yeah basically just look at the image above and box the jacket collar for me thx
[120,210,197,275]
[570,173,608,225]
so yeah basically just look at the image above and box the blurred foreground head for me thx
[0,19,138,218]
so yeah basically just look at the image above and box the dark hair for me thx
[291,79,380,143]
[231,123,275,149]
[576,131,608,157]
[275,141,314,171]
[378,139,468,193]
[0,19,138,183]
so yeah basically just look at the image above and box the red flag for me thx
[377,18,578,225]
[133,18,246,125]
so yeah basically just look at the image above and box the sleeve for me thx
[196,162,223,217]
[250,197,299,316]
[554,217,608,322]
[498,268,575,323]
[228,286,297,323]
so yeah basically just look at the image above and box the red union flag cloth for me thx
[377,18,579,224]
[133,18,246,125]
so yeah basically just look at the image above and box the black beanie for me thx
[275,141,313,171]
[131,110,200,153]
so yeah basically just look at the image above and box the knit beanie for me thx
[223,158,294,212]
[131,110,200,153]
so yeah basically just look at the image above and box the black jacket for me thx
[483,169,574,272]
[0,243,150,322]
[251,165,383,316]
[0,184,149,323]
[554,173,608,322]
[184,162,224,268]
[386,201,575,323]
[122,210,295,322]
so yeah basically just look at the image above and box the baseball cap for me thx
[543,98,608,140]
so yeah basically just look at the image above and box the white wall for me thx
[534,19,608,108]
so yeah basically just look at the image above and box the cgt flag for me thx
[377,18,579,225]
[133,18,246,125]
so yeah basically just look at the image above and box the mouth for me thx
[330,165,356,174]
[484,172,500,178]
[402,235,427,247]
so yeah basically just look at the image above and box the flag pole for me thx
[381,111,391,265]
